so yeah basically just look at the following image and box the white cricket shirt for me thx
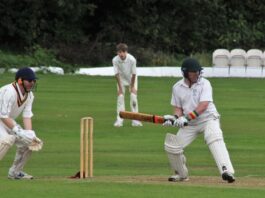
[0,83,34,119]
[113,53,137,86]
[171,77,219,124]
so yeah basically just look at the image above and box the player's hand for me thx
[175,116,188,128]
[18,130,43,151]
[28,136,43,151]
[163,115,176,127]
[130,87,137,94]
[118,89,123,96]
[12,125,32,144]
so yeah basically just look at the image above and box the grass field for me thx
[0,74,264,197]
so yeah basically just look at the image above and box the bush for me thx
[0,45,213,72]
[0,46,74,72]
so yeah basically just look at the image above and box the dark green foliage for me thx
[0,0,264,66]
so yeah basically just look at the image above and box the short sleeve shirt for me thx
[113,53,137,86]
[171,77,219,124]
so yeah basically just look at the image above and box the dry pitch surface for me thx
[41,176,265,190]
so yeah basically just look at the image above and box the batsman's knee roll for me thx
[164,133,183,154]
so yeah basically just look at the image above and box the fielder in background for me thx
[0,67,43,179]
[113,43,142,127]
[163,58,235,183]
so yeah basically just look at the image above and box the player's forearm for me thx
[173,107,184,117]
[130,74,136,89]
[0,118,16,129]
[185,101,209,121]
[115,74,123,92]
[23,117,32,130]
[173,101,208,121]
[195,101,209,115]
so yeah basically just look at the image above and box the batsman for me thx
[0,67,43,179]
[163,58,235,183]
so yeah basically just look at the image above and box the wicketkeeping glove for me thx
[12,125,32,145]
[28,136,43,151]
[23,130,43,151]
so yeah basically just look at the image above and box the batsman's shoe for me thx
[8,171,33,180]
[222,171,235,183]
[114,120,123,127]
[168,174,189,182]
[132,120,143,127]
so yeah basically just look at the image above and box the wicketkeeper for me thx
[163,58,235,183]
[0,67,43,179]
[113,43,142,127]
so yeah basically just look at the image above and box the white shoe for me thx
[114,120,123,127]
[8,171,33,180]
[168,174,189,182]
[132,120,143,127]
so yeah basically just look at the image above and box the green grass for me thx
[0,74,264,197]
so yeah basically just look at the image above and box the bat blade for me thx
[119,111,164,124]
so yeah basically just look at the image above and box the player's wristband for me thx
[186,110,199,121]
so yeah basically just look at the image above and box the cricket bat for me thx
[119,111,164,124]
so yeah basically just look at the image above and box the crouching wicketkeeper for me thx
[0,67,43,179]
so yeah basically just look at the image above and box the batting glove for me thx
[175,116,188,128]
[163,115,177,127]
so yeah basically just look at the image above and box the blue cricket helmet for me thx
[181,58,203,78]
[15,67,37,81]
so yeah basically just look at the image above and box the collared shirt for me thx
[0,83,34,119]
[171,77,219,124]
[113,53,137,86]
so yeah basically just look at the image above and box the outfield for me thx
[0,74,264,198]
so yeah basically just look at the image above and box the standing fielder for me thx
[0,67,42,179]
[113,43,142,127]
[163,58,235,183]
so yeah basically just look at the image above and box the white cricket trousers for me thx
[174,118,234,175]
[0,121,32,175]
[116,78,139,121]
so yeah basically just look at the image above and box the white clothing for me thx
[113,53,141,125]
[167,77,234,177]
[0,83,34,120]
[116,77,138,93]
[171,77,219,125]
[0,82,34,176]
[113,53,137,86]
[174,119,234,174]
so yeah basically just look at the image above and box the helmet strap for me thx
[22,80,28,94]
[19,79,30,94]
